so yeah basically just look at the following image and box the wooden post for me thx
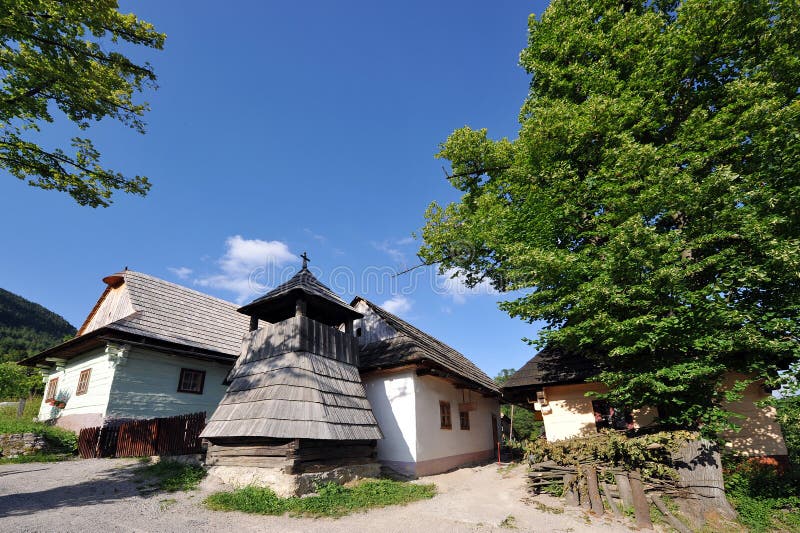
[563,473,579,507]
[628,470,653,530]
[650,494,691,533]
[601,480,622,517]
[578,472,591,510]
[16,397,26,418]
[615,471,634,510]
[509,404,515,442]
[583,465,604,515]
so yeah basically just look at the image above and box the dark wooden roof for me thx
[502,346,600,389]
[352,297,500,395]
[201,318,382,441]
[238,267,362,325]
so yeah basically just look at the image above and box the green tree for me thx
[422,1,800,432]
[0,362,40,400]
[1,0,165,207]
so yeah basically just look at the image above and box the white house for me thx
[23,269,501,478]
[353,297,500,477]
[21,270,248,432]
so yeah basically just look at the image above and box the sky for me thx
[0,0,551,380]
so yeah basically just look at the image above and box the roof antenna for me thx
[300,252,310,270]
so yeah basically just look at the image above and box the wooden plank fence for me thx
[78,412,205,459]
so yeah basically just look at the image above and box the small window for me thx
[76,369,92,396]
[177,368,206,394]
[459,410,470,430]
[439,401,452,429]
[45,377,59,401]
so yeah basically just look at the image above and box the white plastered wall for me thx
[363,371,417,466]
[413,374,499,464]
[721,373,788,457]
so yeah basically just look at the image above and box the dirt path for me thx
[0,459,632,532]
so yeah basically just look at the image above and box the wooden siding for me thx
[37,347,116,428]
[206,438,377,473]
[79,284,135,335]
[105,346,230,421]
[232,316,359,367]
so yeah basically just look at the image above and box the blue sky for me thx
[0,0,551,380]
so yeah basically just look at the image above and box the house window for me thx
[45,377,59,401]
[459,410,470,430]
[592,400,633,431]
[439,401,452,429]
[177,368,205,394]
[76,369,92,395]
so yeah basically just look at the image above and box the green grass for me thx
[0,396,78,462]
[204,479,436,517]
[136,460,207,492]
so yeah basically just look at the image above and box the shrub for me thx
[724,456,800,532]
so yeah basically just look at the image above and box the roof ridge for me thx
[121,270,241,309]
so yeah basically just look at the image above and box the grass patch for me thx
[499,514,517,528]
[0,396,77,461]
[205,479,436,517]
[136,460,207,492]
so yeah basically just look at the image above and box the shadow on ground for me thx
[0,462,144,517]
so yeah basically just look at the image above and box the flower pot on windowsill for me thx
[45,398,56,406]
[54,401,66,409]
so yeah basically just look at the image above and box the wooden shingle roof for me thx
[238,267,362,325]
[352,297,500,395]
[103,270,249,357]
[201,317,382,441]
[502,346,599,389]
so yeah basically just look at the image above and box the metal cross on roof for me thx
[300,252,310,269]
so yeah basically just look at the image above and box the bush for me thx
[205,479,437,517]
[724,457,800,532]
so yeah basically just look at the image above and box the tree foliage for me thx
[0,362,40,399]
[0,287,75,363]
[421,1,800,432]
[0,0,165,207]
[495,369,541,440]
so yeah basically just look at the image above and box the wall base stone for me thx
[206,462,381,497]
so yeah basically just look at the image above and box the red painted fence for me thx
[78,412,206,459]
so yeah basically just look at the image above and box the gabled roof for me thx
[502,346,599,389]
[22,270,250,365]
[352,297,500,395]
[238,267,362,325]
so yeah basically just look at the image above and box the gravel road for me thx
[0,459,632,532]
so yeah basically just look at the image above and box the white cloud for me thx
[304,228,326,243]
[396,236,415,246]
[381,295,412,315]
[168,266,193,280]
[372,240,407,265]
[195,235,298,303]
[438,268,497,304]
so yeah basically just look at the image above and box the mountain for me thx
[0,288,76,362]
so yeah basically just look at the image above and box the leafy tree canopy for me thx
[0,0,164,207]
[422,0,800,432]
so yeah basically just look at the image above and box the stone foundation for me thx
[207,462,381,497]
[0,433,48,458]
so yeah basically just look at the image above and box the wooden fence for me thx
[78,412,206,459]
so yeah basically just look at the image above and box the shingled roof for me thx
[352,297,500,395]
[238,266,362,325]
[502,346,600,389]
[21,270,249,365]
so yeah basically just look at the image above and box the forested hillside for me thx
[0,288,76,362]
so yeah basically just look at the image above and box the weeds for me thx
[136,460,207,492]
[205,479,436,517]
[499,514,517,528]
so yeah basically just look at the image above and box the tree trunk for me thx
[672,439,736,522]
